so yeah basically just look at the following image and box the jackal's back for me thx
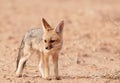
[23,28,44,46]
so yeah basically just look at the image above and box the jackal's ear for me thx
[55,20,64,34]
[42,18,52,31]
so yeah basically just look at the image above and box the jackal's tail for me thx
[16,39,25,71]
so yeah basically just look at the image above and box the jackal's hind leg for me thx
[39,55,44,78]
[16,45,31,77]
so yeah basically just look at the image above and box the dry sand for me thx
[0,0,120,83]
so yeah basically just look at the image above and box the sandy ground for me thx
[0,0,120,83]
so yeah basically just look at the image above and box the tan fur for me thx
[16,18,64,80]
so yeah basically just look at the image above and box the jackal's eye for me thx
[50,40,55,43]
[44,40,47,43]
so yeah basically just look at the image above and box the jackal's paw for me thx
[43,77,51,80]
[16,73,22,77]
[52,76,61,80]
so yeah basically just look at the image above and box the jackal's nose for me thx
[45,47,49,49]
[45,45,53,50]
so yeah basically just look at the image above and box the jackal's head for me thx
[42,18,64,53]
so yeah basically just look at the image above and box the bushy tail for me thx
[16,39,25,71]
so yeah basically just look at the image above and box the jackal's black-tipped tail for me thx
[16,39,25,71]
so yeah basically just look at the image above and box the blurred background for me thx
[0,0,120,82]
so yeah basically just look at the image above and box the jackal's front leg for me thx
[52,54,60,80]
[43,54,50,80]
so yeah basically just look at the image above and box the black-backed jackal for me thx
[16,18,64,80]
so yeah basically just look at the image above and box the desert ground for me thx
[0,0,120,83]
